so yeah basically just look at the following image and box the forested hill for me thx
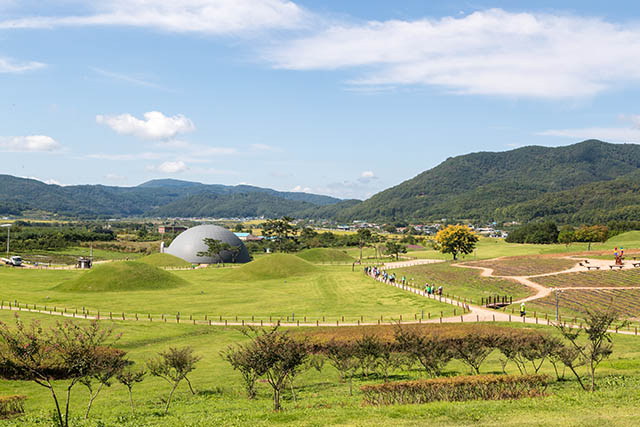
[335,140,640,223]
[0,176,344,218]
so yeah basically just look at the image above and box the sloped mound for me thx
[55,261,188,292]
[296,248,354,263]
[607,231,640,245]
[138,253,192,268]
[224,253,319,281]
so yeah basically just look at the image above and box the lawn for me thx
[0,263,456,324]
[463,256,577,276]
[1,311,640,426]
[389,262,534,303]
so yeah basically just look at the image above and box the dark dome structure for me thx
[166,225,251,264]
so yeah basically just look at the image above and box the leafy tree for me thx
[434,225,479,260]
[147,347,201,414]
[262,216,297,252]
[385,241,407,260]
[555,308,624,391]
[0,316,121,427]
[239,327,308,411]
[394,327,452,377]
[116,367,146,416]
[505,222,559,244]
[356,229,374,264]
[197,238,242,265]
[558,226,575,249]
[573,225,609,250]
[80,347,128,419]
[234,223,244,232]
[221,344,260,399]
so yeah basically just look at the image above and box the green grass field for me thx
[0,261,455,323]
[296,248,354,264]
[1,311,640,426]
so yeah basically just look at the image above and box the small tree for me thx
[384,241,407,260]
[147,347,201,414]
[221,344,260,399]
[0,316,121,427]
[355,334,382,378]
[434,224,478,260]
[80,347,128,419]
[116,367,146,416]
[197,238,231,265]
[447,334,496,375]
[356,229,373,264]
[243,327,308,411]
[394,327,451,377]
[324,341,359,395]
[262,217,297,252]
[555,308,623,391]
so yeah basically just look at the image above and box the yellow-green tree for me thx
[434,224,478,260]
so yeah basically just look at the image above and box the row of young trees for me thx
[222,309,621,411]
[0,316,200,426]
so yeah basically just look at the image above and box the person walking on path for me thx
[520,302,526,317]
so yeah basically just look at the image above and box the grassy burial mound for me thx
[138,253,192,268]
[55,261,188,292]
[223,253,318,282]
[607,230,640,246]
[296,248,354,263]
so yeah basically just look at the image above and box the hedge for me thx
[0,395,26,418]
[361,374,548,405]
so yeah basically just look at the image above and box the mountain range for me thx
[3,140,640,224]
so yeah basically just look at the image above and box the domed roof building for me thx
[165,225,251,264]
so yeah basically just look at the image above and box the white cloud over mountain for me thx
[96,111,195,140]
[0,135,61,152]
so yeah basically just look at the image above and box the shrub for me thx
[0,395,26,418]
[361,374,548,405]
[148,347,201,414]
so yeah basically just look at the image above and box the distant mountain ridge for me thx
[4,140,640,224]
[0,175,344,218]
[335,139,640,223]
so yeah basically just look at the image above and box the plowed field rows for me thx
[533,269,640,288]
[464,257,576,276]
[530,289,640,318]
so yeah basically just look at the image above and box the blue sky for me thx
[2,1,640,199]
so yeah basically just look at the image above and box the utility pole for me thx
[554,288,560,321]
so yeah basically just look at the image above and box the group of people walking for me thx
[364,266,443,297]
[424,283,443,296]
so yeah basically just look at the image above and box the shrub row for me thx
[0,395,26,418]
[361,374,548,405]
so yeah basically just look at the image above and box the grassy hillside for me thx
[138,253,192,268]
[55,261,188,292]
[296,248,354,263]
[222,253,319,281]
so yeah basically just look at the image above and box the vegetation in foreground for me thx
[0,309,638,426]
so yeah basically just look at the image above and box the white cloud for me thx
[250,143,279,152]
[0,56,45,73]
[0,135,61,152]
[358,170,377,183]
[292,185,311,192]
[268,9,640,98]
[0,0,306,34]
[538,127,640,143]
[87,152,164,161]
[539,114,640,142]
[96,111,195,140]
[156,160,188,174]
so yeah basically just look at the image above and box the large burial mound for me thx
[138,253,192,268]
[55,261,188,292]
[296,248,354,263]
[223,253,318,282]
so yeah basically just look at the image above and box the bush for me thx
[0,395,26,418]
[361,374,548,405]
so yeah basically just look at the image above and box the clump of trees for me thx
[506,222,559,244]
[197,238,243,265]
